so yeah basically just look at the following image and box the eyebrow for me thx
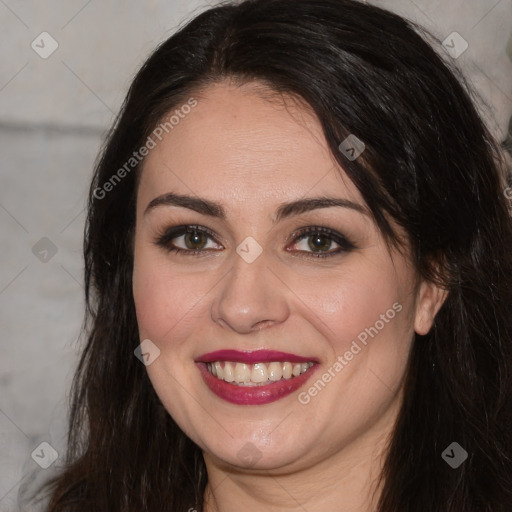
[144,192,368,222]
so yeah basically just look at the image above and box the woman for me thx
[33,0,512,510]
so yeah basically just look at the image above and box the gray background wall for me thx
[1,1,511,510]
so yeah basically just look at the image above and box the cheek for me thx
[294,261,409,358]
[132,249,210,351]
[294,264,414,421]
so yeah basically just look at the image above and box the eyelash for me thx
[153,224,356,259]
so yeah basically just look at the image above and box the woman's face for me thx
[132,80,444,473]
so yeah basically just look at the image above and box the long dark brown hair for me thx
[34,0,512,510]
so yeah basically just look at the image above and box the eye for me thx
[288,226,356,258]
[154,225,223,255]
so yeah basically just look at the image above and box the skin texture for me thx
[132,80,446,512]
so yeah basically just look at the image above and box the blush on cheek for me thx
[133,269,209,355]
[305,277,399,357]
[133,272,169,341]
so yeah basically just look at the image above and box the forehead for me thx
[138,80,364,211]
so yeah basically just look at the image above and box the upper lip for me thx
[196,349,319,364]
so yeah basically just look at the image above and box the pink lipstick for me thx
[195,349,320,405]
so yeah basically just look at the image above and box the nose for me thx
[211,248,290,334]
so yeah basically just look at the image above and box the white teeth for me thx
[223,361,235,382]
[268,362,283,381]
[282,362,293,379]
[213,361,223,379]
[206,361,314,385]
[251,363,268,383]
[234,362,250,383]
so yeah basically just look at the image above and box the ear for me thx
[414,279,448,335]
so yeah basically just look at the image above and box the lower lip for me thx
[196,362,319,405]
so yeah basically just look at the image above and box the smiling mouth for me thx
[205,361,315,386]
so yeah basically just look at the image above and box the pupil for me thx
[185,230,205,249]
[309,233,330,252]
